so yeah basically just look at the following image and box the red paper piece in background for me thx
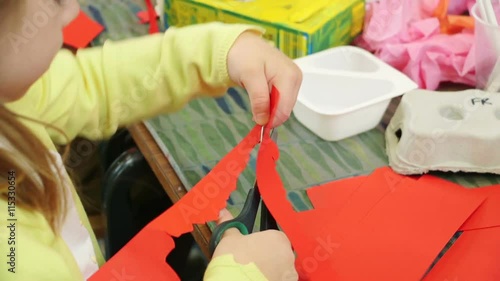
[63,10,104,48]
[423,227,500,281]
[306,176,366,211]
[326,173,486,281]
[144,0,160,34]
[459,185,500,231]
[137,11,151,24]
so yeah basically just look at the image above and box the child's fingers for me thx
[217,209,242,238]
[271,67,302,127]
[241,72,271,125]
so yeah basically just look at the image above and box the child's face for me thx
[0,0,80,102]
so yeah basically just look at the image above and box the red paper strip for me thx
[90,96,266,279]
[149,125,262,237]
[460,185,500,231]
[326,173,486,281]
[257,89,332,280]
[423,227,500,281]
[63,10,104,48]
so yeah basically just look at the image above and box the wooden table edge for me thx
[128,122,212,258]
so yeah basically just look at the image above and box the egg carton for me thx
[386,89,500,174]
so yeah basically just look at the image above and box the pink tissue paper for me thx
[356,0,477,90]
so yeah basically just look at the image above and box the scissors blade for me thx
[257,127,279,231]
[270,127,278,142]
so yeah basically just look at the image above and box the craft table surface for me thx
[81,0,500,258]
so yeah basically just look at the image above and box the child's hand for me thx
[227,31,303,127]
[211,209,298,281]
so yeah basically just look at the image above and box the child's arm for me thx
[6,22,264,144]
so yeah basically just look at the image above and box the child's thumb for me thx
[217,208,234,224]
[217,208,242,238]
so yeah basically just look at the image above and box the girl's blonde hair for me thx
[0,106,67,232]
[0,0,67,232]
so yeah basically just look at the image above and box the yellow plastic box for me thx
[164,0,365,58]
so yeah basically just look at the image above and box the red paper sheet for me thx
[306,176,367,211]
[459,185,500,231]
[63,10,104,49]
[423,227,500,281]
[322,167,413,233]
[89,84,499,281]
[323,173,486,281]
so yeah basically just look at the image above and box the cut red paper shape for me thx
[148,125,262,237]
[90,88,279,280]
[422,227,500,281]
[63,10,104,49]
[324,173,486,281]
[459,185,500,231]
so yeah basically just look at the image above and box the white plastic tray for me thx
[293,46,418,141]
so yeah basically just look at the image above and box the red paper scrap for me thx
[423,227,500,281]
[144,0,160,34]
[323,173,486,281]
[459,185,500,231]
[137,11,151,24]
[63,10,104,49]
[137,9,159,24]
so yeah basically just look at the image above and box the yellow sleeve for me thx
[0,199,82,281]
[204,255,268,281]
[5,22,265,144]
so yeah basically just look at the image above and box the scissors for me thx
[208,128,280,256]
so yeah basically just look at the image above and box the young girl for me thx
[0,0,301,280]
